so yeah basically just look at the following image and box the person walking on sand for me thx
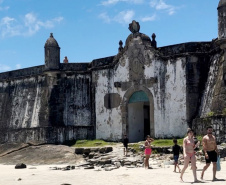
[180,128,200,183]
[123,134,129,156]
[201,126,219,181]
[172,139,182,173]
[144,135,154,169]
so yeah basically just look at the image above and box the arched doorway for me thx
[121,87,154,143]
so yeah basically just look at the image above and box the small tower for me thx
[218,0,226,84]
[218,0,226,40]
[44,33,60,70]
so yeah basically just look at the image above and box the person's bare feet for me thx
[200,174,203,180]
[212,177,218,181]
[173,170,176,172]
[180,176,184,182]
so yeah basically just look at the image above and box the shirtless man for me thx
[201,126,219,181]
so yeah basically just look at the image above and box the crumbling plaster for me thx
[0,76,45,129]
[199,53,222,117]
[95,41,188,140]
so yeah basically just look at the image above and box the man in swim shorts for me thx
[201,126,219,181]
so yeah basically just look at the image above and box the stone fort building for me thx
[1,0,226,143]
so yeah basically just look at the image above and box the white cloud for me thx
[114,10,135,24]
[23,13,64,36]
[150,0,176,15]
[141,14,156,22]
[101,0,120,6]
[53,17,64,23]
[127,0,144,4]
[99,10,135,24]
[0,0,9,11]
[99,12,111,23]
[0,13,64,38]
[0,64,11,72]
[101,0,144,6]
[15,64,21,69]
[0,17,21,38]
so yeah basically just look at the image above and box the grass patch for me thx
[128,143,141,153]
[152,138,183,147]
[72,139,115,147]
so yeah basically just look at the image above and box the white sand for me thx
[0,161,225,185]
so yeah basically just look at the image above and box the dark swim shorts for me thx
[174,155,179,162]
[205,150,217,163]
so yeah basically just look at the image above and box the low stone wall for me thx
[0,65,45,80]
[75,147,113,155]
[192,116,226,143]
[151,146,171,154]
[0,126,94,144]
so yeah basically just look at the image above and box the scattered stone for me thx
[15,163,26,169]
[28,167,37,169]
[94,168,102,171]
[114,162,121,168]
[218,144,226,158]
[75,148,84,154]
[105,147,113,153]
[104,167,113,171]
[136,163,143,168]
[16,143,223,173]
[99,148,105,153]
[50,165,75,171]
[89,152,95,159]
[126,166,135,168]
[124,161,132,166]
[83,148,91,155]
[200,156,205,162]
[84,166,94,169]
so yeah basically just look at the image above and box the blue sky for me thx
[0,0,219,72]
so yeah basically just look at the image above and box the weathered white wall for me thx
[95,46,188,140]
[95,69,122,141]
[151,58,187,138]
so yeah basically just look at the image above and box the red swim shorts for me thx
[145,148,152,155]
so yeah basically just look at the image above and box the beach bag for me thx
[216,156,221,171]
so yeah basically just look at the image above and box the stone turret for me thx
[210,0,226,113]
[44,33,60,70]
[217,0,226,83]
[218,0,226,40]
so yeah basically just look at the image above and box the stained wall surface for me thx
[0,67,94,143]
[0,9,223,143]
[94,34,208,141]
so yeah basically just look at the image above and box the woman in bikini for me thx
[180,128,199,182]
[144,135,154,169]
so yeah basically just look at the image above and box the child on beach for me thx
[172,139,182,173]
[144,135,154,169]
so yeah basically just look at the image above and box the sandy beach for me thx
[0,161,225,185]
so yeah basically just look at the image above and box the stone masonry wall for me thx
[0,68,94,143]
[193,116,226,143]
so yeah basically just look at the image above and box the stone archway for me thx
[121,86,154,142]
